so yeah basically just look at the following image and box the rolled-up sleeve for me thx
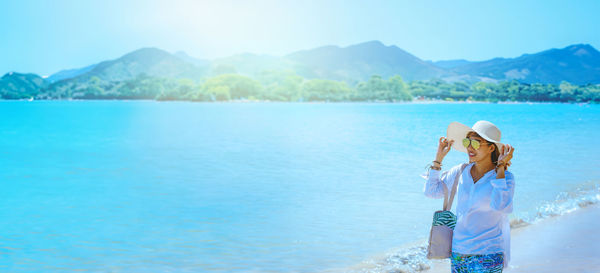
[490,171,515,213]
[423,166,458,199]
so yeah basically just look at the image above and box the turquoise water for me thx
[1,101,599,272]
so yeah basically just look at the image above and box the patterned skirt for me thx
[451,252,504,273]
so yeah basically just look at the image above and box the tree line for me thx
[10,71,600,103]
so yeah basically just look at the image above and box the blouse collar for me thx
[467,162,496,182]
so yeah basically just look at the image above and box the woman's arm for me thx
[423,136,454,198]
[423,166,459,199]
[490,145,515,213]
[490,168,515,213]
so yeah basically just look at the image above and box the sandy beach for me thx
[424,203,600,273]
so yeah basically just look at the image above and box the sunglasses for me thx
[462,138,489,150]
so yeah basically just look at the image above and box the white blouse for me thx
[423,162,515,267]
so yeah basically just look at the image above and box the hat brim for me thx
[446,122,504,154]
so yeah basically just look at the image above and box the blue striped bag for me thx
[426,163,467,259]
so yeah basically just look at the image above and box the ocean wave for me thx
[340,182,600,273]
[339,244,431,273]
[510,181,600,228]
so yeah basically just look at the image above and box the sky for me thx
[1,0,599,76]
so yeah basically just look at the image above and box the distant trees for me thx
[203,74,262,100]
[6,71,599,103]
[408,79,600,103]
[355,75,411,101]
[388,76,412,101]
[302,79,352,101]
[258,70,303,101]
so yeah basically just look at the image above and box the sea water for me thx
[1,101,599,272]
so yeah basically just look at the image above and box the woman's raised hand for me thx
[436,137,453,162]
[497,144,514,167]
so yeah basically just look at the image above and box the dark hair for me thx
[466,131,499,164]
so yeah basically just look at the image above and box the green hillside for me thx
[0,72,47,99]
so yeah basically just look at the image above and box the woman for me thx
[423,121,515,273]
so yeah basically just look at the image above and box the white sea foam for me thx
[514,181,600,226]
[339,244,431,273]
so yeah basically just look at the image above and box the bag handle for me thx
[443,163,468,211]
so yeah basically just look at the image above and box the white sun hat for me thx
[446,120,504,153]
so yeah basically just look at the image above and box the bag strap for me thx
[443,163,468,211]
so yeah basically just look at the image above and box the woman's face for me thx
[465,134,495,163]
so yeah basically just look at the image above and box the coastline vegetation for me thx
[3,71,600,103]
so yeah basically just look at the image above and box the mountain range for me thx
[451,44,600,84]
[2,41,600,97]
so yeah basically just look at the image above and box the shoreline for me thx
[423,203,600,273]
[332,188,600,273]
[0,99,596,105]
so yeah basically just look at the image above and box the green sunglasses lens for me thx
[462,138,470,148]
